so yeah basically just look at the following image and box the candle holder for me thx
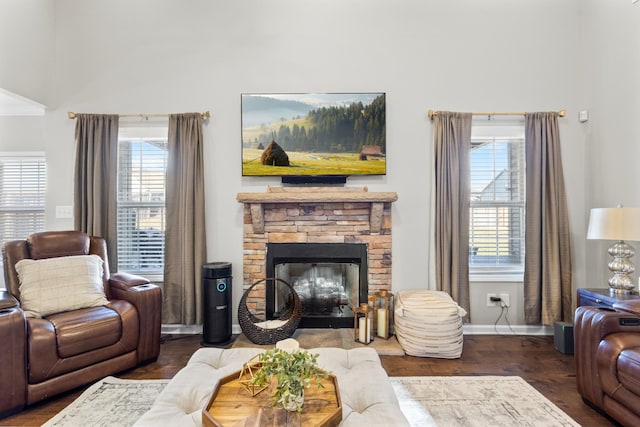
[374,290,393,339]
[353,303,373,344]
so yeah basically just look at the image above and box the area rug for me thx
[232,327,405,356]
[391,376,579,427]
[43,375,578,427]
[42,377,169,427]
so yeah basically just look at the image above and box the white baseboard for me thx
[161,324,242,335]
[463,324,553,335]
[161,324,552,336]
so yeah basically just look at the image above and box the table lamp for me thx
[587,206,640,293]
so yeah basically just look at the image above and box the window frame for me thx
[116,124,168,280]
[468,122,526,281]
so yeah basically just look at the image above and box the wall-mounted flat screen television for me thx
[242,93,386,181]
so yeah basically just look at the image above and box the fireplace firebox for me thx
[266,243,368,328]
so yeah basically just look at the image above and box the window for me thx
[0,153,46,288]
[469,121,525,277]
[117,126,167,277]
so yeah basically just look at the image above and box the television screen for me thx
[242,93,386,177]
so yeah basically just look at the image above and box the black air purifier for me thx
[202,262,232,345]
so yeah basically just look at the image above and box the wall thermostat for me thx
[579,110,589,122]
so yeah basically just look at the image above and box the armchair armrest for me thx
[574,305,640,407]
[576,305,640,342]
[109,272,150,291]
[0,293,27,416]
[0,291,19,311]
[108,273,162,363]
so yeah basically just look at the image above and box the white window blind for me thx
[0,154,46,242]
[117,134,167,276]
[0,153,46,288]
[469,132,525,275]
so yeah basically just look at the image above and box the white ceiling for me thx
[0,88,46,116]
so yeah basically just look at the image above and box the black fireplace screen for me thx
[266,243,367,328]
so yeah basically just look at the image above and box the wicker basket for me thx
[238,278,302,345]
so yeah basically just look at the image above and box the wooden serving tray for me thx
[203,370,342,427]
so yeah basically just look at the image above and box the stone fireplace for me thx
[237,186,397,328]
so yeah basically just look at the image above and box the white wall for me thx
[3,0,610,325]
[0,117,46,151]
[0,0,55,106]
[583,0,640,287]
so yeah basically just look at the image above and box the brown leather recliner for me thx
[574,302,640,427]
[0,231,162,417]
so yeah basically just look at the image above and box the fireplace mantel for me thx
[237,187,398,233]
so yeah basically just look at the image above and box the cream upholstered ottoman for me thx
[394,290,466,358]
[134,347,409,426]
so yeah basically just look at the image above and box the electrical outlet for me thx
[486,293,499,307]
[499,293,511,307]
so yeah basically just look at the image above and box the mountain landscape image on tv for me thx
[242,93,386,177]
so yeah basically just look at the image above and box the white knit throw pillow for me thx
[15,254,108,318]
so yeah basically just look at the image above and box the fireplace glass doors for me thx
[266,243,367,328]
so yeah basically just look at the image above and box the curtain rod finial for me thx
[427,109,435,120]
[559,109,566,117]
[67,112,76,119]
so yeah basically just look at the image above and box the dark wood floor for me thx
[0,334,614,426]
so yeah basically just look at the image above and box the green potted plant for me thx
[251,347,329,412]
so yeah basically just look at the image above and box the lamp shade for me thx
[587,207,640,241]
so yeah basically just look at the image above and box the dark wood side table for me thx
[577,288,640,308]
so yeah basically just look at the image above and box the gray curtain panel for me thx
[523,112,572,325]
[163,113,207,325]
[433,112,472,321]
[73,113,119,272]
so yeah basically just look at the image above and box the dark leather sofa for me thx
[0,231,162,417]
[574,302,640,427]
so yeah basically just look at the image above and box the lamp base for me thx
[609,286,635,295]
[607,240,636,294]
